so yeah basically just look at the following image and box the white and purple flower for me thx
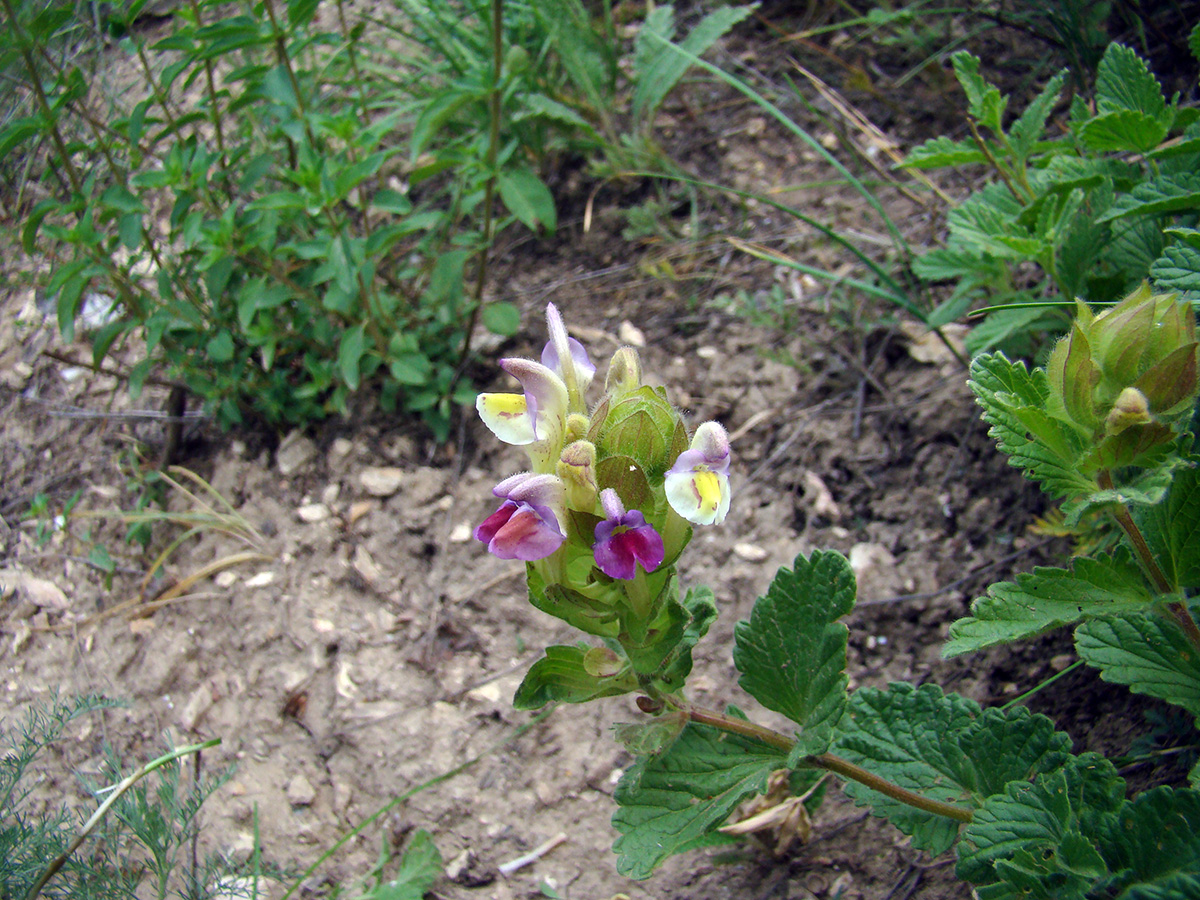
[592,489,665,581]
[474,473,567,561]
[665,421,731,526]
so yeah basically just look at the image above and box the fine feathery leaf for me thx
[612,715,787,879]
[968,353,1095,499]
[733,549,855,756]
[1075,609,1200,720]
[830,684,1074,857]
[903,135,988,169]
[1101,787,1200,896]
[1008,69,1067,161]
[951,51,1007,134]
[375,830,443,900]
[956,753,1125,895]
[943,552,1156,656]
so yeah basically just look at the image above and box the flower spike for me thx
[665,421,731,525]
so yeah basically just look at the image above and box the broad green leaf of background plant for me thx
[1075,609,1200,720]
[956,754,1125,898]
[372,829,442,900]
[903,135,988,169]
[1100,787,1200,898]
[1150,242,1200,292]
[733,550,854,756]
[480,301,521,337]
[831,684,1074,856]
[969,353,1095,498]
[612,714,786,879]
[943,553,1156,656]
[1008,70,1067,162]
[1099,174,1200,222]
[513,644,639,708]
[1094,43,1168,122]
[497,169,557,233]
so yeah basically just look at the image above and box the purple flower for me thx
[475,474,566,561]
[592,489,664,580]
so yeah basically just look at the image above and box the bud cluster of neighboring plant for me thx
[474,293,1200,896]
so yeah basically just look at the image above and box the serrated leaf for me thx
[969,353,1095,499]
[1099,174,1200,222]
[1080,110,1170,154]
[1076,610,1200,719]
[1009,70,1067,161]
[497,168,556,232]
[944,552,1155,656]
[1133,460,1200,591]
[733,550,854,755]
[903,135,988,169]
[831,684,1073,856]
[951,51,1007,133]
[655,586,717,692]
[612,717,785,879]
[513,644,638,709]
[957,754,1124,894]
[964,299,1062,357]
[374,829,442,900]
[1102,787,1200,896]
[1150,242,1200,291]
[948,185,1043,261]
[1095,44,1167,122]
[632,5,752,125]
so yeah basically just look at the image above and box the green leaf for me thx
[612,716,785,879]
[370,188,412,215]
[513,645,639,709]
[206,331,235,363]
[1009,70,1067,161]
[388,352,432,386]
[632,5,752,125]
[497,169,557,233]
[100,184,145,215]
[733,550,854,755]
[968,353,1095,499]
[1080,110,1170,154]
[286,0,320,28]
[1151,242,1200,291]
[957,754,1124,894]
[1191,24,1200,65]
[831,684,1073,856]
[1095,43,1167,121]
[1099,174,1200,222]
[513,93,597,135]
[951,51,1007,134]
[22,199,59,253]
[480,301,520,337]
[1075,610,1200,720]
[964,298,1063,357]
[654,585,717,692]
[338,323,366,391]
[373,829,442,900]
[1134,462,1200,591]
[903,135,988,169]
[944,553,1155,656]
[1103,787,1200,896]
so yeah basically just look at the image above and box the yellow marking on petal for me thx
[693,470,723,512]
[477,392,537,445]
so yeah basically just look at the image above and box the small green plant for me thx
[906,39,1200,356]
[471,295,1200,894]
[1,694,253,900]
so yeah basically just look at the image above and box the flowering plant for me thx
[475,295,1200,895]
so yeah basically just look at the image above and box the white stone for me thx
[277,431,317,476]
[733,542,768,562]
[359,466,404,497]
[297,503,330,523]
[286,773,317,807]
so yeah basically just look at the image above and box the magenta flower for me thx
[475,474,566,561]
[592,489,664,580]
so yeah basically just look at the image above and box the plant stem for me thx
[681,704,974,824]
[25,739,221,900]
[1098,469,1200,649]
[452,0,504,382]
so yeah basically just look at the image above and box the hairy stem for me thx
[681,704,974,824]
[1098,469,1200,649]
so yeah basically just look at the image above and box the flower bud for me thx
[590,385,689,477]
[1046,285,1199,444]
[557,440,599,512]
[605,346,642,397]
